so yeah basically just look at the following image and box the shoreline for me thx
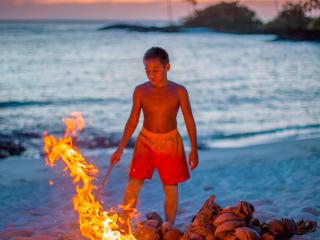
[0,135,319,239]
[98,23,320,41]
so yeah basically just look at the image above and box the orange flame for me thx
[63,111,85,137]
[43,113,137,240]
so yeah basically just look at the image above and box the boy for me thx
[109,47,198,226]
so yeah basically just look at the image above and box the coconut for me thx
[234,227,260,240]
[214,220,247,238]
[163,228,183,240]
[161,221,174,236]
[134,224,161,240]
[147,211,163,225]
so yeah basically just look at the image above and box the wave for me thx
[6,123,320,154]
[209,123,320,140]
[0,98,128,108]
[8,123,320,142]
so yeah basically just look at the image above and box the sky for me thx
[0,0,296,21]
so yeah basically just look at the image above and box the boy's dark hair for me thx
[143,47,170,66]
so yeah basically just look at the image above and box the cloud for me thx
[0,1,196,20]
[0,0,169,5]
[1,0,299,7]
[2,0,155,4]
[0,0,296,20]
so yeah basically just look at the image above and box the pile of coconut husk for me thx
[134,211,183,240]
[133,195,317,240]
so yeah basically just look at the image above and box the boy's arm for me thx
[178,86,199,170]
[118,86,142,150]
[110,86,142,164]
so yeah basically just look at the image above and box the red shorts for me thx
[129,127,190,185]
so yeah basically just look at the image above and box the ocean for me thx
[1,21,320,152]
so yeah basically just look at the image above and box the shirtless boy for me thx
[109,46,199,226]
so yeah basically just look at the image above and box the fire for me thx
[43,112,137,240]
[63,111,85,137]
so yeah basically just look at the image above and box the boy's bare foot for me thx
[117,213,131,234]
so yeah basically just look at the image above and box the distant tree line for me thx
[182,1,262,33]
[182,0,320,39]
[99,0,320,40]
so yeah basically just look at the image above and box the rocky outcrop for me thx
[98,24,182,33]
[0,135,25,158]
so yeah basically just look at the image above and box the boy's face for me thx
[144,58,170,85]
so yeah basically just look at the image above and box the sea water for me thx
[1,21,320,151]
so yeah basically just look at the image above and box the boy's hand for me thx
[188,149,199,170]
[110,147,124,165]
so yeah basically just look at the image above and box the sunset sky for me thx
[0,0,295,21]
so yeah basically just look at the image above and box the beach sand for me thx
[0,136,319,239]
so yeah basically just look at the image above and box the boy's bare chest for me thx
[141,89,179,111]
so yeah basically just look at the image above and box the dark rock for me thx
[0,149,10,158]
[98,24,182,33]
[0,136,25,158]
[146,211,163,226]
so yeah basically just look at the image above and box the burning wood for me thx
[43,113,317,240]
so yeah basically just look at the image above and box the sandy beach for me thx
[0,135,319,239]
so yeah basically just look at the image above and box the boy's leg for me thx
[122,177,144,219]
[163,184,178,225]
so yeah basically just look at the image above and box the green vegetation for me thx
[100,0,320,40]
[265,2,312,32]
[182,0,320,40]
[307,17,320,30]
[183,1,263,33]
[265,1,320,39]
